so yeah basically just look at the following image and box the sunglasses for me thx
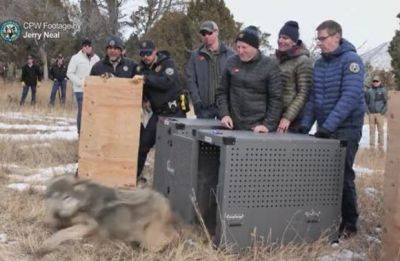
[372,80,380,83]
[200,31,213,37]
[139,50,153,57]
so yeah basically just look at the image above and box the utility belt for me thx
[155,91,190,115]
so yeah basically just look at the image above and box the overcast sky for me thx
[225,0,399,53]
[119,0,399,53]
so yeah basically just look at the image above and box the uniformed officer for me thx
[90,35,137,78]
[135,40,188,182]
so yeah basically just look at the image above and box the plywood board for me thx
[382,91,400,259]
[78,76,143,188]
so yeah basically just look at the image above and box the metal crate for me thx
[173,129,346,249]
[153,118,222,223]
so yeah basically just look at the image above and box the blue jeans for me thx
[333,128,362,233]
[49,79,66,105]
[20,85,36,105]
[75,92,83,134]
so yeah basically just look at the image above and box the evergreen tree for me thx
[144,12,191,76]
[185,0,240,49]
[389,13,400,90]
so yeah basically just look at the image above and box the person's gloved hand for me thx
[314,127,332,139]
[100,72,114,79]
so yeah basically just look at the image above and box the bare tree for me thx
[97,0,128,35]
[0,0,74,80]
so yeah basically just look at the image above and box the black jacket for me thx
[216,52,283,131]
[90,56,137,78]
[49,63,67,81]
[21,64,42,86]
[136,51,182,111]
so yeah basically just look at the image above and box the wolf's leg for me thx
[38,222,97,256]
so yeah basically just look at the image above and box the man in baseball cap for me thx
[139,40,156,58]
[185,21,234,119]
[90,35,136,77]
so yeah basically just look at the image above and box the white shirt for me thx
[67,50,100,93]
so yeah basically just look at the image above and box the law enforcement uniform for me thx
[90,36,137,78]
[136,40,188,179]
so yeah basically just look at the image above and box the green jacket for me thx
[275,44,313,122]
[365,85,388,114]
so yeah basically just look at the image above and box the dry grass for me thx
[0,82,386,260]
[0,81,76,118]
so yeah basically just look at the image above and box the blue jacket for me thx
[301,39,365,132]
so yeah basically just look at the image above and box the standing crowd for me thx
[17,18,387,239]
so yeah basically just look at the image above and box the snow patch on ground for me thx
[8,163,78,183]
[353,165,375,175]
[317,249,364,261]
[0,130,78,141]
[364,187,379,198]
[19,142,52,149]
[360,123,387,150]
[7,183,46,192]
[366,235,381,245]
[0,164,34,175]
[0,112,77,141]
[0,122,75,131]
[0,112,75,124]
[0,233,7,243]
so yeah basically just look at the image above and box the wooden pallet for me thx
[78,76,143,188]
[383,91,400,259]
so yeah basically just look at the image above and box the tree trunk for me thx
[39,46,48,81]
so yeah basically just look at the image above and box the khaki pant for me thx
[369,113,385,149]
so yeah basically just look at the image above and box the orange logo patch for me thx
[232,67,240,73]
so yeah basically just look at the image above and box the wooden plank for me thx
[78,76,143,188]
[382,91,400,259]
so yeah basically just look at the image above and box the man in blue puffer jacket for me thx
[300,20,365,238]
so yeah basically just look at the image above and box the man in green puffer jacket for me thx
[365,75,388,150]
[275,21,313,133]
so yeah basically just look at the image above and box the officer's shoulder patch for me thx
[155,65,162,72]
[123,65,128,72]
[349,62,360,73]
[165,67,174,76]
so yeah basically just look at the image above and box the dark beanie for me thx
[236,29,260,49]
[279,21,299,42]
